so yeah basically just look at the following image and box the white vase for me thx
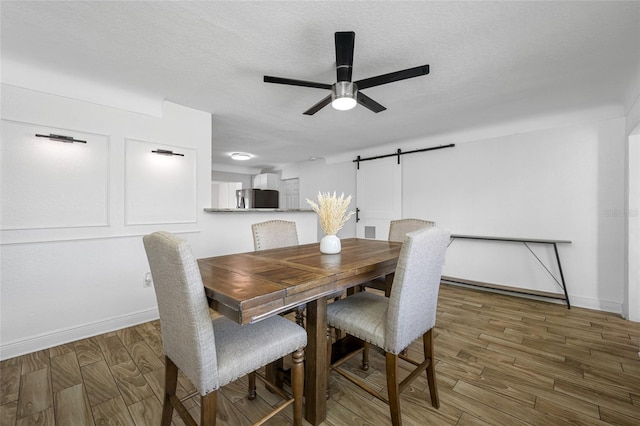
[320,234,341,254]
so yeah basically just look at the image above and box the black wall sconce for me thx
[36,133,87,143]
[151,149,184,157]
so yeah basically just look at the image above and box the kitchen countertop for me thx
[204,208,315,213]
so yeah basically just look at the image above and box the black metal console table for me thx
[442,234,572,309]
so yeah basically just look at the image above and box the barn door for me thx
[356,157,402,239]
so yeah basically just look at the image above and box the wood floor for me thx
[1,284,639,425]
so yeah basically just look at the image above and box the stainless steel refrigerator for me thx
[236,189,279,208]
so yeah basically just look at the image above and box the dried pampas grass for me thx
[306,192,355,235]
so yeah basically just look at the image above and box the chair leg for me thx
[361,341,370,371]
[200,391,217,426]
[385,352,401,426]
[248,372,257,400]
[161,357,178,426]
[292,348,305,426]
[423,328,440,408]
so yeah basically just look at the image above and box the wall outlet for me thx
[144,272,153,288]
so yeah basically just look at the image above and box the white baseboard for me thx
[569,295,623,315]
[0,308,159,361]
[442,282,623,316]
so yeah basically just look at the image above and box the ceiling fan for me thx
[263,31,430,115]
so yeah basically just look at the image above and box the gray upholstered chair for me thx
[327,227,450,426]
[252,219,299,251]
[365,218,436,296]
[359,219,437,370]
[143,231,306,426]
[389,218,436,241]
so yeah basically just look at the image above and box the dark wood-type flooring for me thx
[1,284,639,425]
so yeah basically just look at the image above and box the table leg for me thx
[304,297,327,425]
[384,272,395,297]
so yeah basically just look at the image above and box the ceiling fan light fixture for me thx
[230,152,252,161]
[331,82,357,111]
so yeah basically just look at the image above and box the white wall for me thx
[211,170,252,190]
[295,159,357,240]
[0,85,212,359]
[199,212,318,258]
[624,96,640,321]
[285,116,628,314]
[628,132,640,321]
[0,85,320,359]
[403,120,625,312]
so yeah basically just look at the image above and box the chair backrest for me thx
[388,218,435,242]
[143,231,219,394]
[252,220,299,251]
[385,227,450,353]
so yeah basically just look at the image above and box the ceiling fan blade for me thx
[354,64,429,90]
[357,92,386,113]
[303,95,332,115]
[335,31,355,82]
[264,76,332,90]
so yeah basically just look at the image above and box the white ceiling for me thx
[2,1,639,171]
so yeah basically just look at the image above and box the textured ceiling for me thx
[2,1,639,171]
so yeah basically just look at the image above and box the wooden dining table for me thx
[197,237,402,425]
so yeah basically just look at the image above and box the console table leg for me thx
[554,243,571,309]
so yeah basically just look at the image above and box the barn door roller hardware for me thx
[354,144,455,169]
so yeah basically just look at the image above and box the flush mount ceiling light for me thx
[231,152,252,161]
[331,82,357,111]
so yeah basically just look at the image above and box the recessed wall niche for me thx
[1,120,109,230]
[124,138,196,225]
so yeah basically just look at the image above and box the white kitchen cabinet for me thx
[211,182,242,208]
[253,173,279,190]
